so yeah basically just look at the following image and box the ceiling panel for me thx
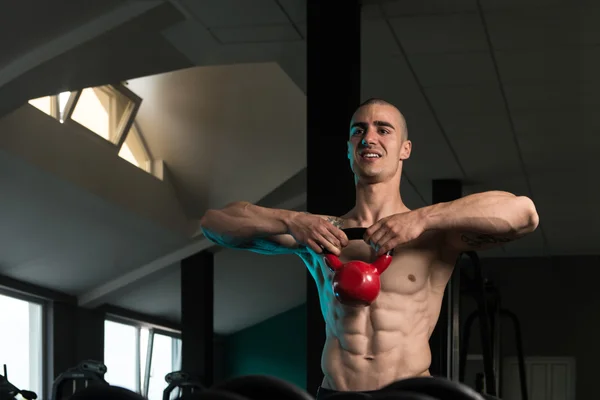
[182,0,288,28]
[399,112,464,182]
[362,18,402,58]
[435,114,521,181]
[495,47,600,84]
[0,0,124,69]
[389,13,487,54]
[480,0,596,11]
[108,266,181,323]
[277,0,305,24]
[505,83,600,113]
[380,0,477,16]
[409,52,497,87]
[401,175,428,208]
[212,24,301,44]
[363,3,384,19]
[426,84,505,115]
[484,6,600,50]
[513,110,599,174]
[0,150,186,295]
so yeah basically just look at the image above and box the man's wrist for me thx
[416,203,446,232]
[275,209,299,234]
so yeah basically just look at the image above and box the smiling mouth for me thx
[360,152,381,160]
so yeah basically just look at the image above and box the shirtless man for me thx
[200,98,539,398]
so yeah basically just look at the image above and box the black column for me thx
[429,179,462,380]
[47,302,104,396]
[180,252,214,386]
[306,0,361,395]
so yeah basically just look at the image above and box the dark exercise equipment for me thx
[323,228,393,306]
[51,360,108,400]
[211,375,314,400]
[67,385,145,400]
[382,377,486,400]
[459,253,528,400]
[163,370,205,400]
[0,364,37,400]
[204,375,502,400]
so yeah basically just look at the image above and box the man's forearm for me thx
[200,202,295,245]
[419,191,539,238]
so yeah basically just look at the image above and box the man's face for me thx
[347,104,411,183]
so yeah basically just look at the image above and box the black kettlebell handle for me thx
[322,228,394,256]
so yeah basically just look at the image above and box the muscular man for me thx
[200,98,539,398]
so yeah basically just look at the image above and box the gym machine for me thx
[459,252,528,400]
[51,360,108,400]
[162,371,205,400]
[0,365,37,400]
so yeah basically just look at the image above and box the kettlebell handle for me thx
[321,227,394,256]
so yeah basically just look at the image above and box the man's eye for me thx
[379,129,389,134]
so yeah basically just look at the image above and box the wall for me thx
[460,255,600,399]
[224,304,307,389]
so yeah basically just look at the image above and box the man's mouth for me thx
[360,152,382,159]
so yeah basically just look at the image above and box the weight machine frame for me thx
[457,252,528,400]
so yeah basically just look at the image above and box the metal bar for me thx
[459,311,478,383]
[143,328,155,398]
[449,265,461,381]
[501,309,528,400]
[465,252,496,396]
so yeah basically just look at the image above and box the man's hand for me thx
[364,211,425,256]
[286,213,349,255]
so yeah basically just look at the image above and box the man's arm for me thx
[200,201,300,255]
[420,191,540,252]
[200,202,348,255]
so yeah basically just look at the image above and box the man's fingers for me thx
[379,238,403,256]
[317,234,341,255]
[368,227,389,249]
[375,231,397,254]
[306,239,322,254]
[330,227,349,247]
[364,222,382,242]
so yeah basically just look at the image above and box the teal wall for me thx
[224,303,307,389]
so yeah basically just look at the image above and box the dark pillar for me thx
[306,0,361,395]
[180,252,214,386]
[429,179,462,380]
[47,301,104,397]
[46,302,77,390]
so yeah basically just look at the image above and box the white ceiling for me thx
[0,0,597,333]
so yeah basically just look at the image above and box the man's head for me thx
[347,98,412,184]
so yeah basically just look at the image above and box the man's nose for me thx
[361,129,378,146]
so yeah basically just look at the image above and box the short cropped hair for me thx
[355,98,408,140]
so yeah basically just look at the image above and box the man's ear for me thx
[400,140,412,160]
[347,141,352,160]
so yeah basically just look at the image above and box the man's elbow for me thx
[515,196,539,234]
[199,209,218,231]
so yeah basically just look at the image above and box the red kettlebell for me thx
[323,228,393,307]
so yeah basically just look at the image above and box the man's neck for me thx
[346,179,410,226]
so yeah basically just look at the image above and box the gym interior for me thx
[0,1,595,400]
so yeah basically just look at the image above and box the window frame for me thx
[66,83,142,147]
[104,313,181,398]
[0,287,48,400]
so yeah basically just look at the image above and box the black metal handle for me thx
[322,227,393,256]
[341,227,367,241]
